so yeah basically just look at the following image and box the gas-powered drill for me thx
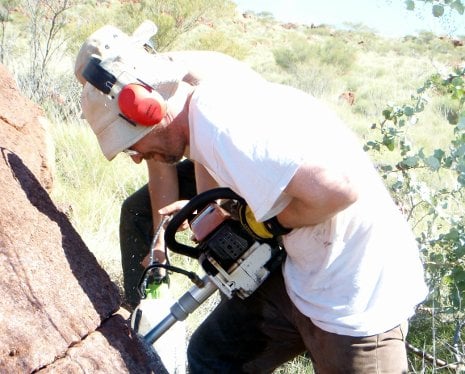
[139,187,285,345]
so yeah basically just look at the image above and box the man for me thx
[77,26,428,372]
[75,23,264,309]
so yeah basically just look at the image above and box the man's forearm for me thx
[146,159,180,263]
[194,161,219,193]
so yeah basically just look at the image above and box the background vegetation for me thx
[2,0,465,372]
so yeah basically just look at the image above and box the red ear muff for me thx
[118,83,166,126]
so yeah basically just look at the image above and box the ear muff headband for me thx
[82,57,166,126]
[82,57,116,95]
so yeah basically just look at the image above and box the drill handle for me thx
[164,187,245,258]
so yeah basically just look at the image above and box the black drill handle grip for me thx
[164,187,245,258]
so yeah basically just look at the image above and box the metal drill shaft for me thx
[144,275,218,345]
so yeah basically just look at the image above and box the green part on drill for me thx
[145,282,170,299]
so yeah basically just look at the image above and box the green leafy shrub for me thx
[317,39,356,74]
[113,0,235,50]
[273,36,355,74]
[364,68,465,369]
[273,35,314,69]
[185,30,248,59]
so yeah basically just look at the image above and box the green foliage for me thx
[272,35,338,96]
[41,0,236,59]
[407,310,460,370]
[317,39,356,74]
[255,11,275,21]
[112,0,236,50]
[407,0,465,16]
[14,0,76,103]
[364,66,465,368]
[63,2,120,54]
[434,3,446,16]
[0,0,20,63]
[274,354,314,374]
[183,30,248,59]
[273,35,356,75]
[271,34,356,98]
[286,64,338,98]
[273,35,313,69]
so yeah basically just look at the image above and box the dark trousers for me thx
[188,269,409,373]
[119,159,196,308]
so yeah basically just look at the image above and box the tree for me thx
[364,67,465,370]
[114,0,236,51]
[21,0,75,102]
[406,0,465,17]
[0,0,20,63]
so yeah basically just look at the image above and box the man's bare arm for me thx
[194,161,219,193]
[144,159,180,264]
[277,163,359,228]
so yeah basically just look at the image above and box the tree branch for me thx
[406,341,460,370]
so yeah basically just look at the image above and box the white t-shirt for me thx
[188,79,428,337]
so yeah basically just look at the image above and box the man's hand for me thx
[158,200,190,231]
[141,248,166,268]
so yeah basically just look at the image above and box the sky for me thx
[233,0,465,38]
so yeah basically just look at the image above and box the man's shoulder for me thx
[163,50,263,83]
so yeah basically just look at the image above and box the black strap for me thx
[264,216,292,236]
[82,57,117,95]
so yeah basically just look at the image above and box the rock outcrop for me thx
[0,64,166,372]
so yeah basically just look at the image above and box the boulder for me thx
[0,64,166,373]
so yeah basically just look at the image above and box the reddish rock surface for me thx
[0,64,165,373]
